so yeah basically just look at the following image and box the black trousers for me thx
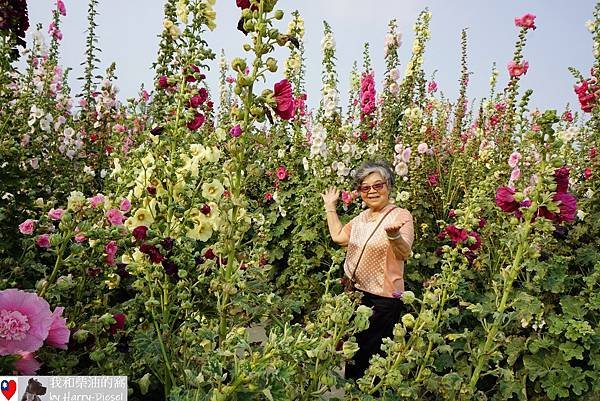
[345,290,404,380]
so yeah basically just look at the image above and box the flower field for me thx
[1,0,600,400]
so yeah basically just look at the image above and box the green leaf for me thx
[505,336,526,365]
[560,296,584,319]
[559,342,584,361]
[542,372,570,400]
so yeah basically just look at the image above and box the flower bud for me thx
[243,43,251,51]
[231,57,247,72]
[266,57,278,72]
[401,290,416,304]
[274,10,284,20]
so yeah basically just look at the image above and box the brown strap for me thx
[348,205,397,284]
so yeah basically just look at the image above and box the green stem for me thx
[467,219,531,392]
[151,309,176,398]
[38,237,70,298]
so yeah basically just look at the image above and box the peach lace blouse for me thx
[342,205,414,298]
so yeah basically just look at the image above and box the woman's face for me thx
[359,172,390,211]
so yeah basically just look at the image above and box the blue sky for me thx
[26,1,596,113]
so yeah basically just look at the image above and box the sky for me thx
[25,1,597,114]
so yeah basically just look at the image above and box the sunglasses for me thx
[358,181,387,193]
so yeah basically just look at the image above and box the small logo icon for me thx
[1,379,16,400]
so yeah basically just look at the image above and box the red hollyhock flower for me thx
[468,231,482,251]
[187,113,205,130]
[109,313,126,335]
[584,167,592,180]
[444,225,469,245]
[200,203,211,215]
[273,79,295,120]
[132,226,148,241]
[554,166,570,194]
[236,0,250,9]
[140,244,164,264]
[158,75,170,89]
[495,186,520,213]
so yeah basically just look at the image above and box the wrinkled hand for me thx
[320,187,340,209]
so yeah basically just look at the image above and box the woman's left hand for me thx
[384,224,403,238]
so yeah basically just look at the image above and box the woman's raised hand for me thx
[320,187,340,210]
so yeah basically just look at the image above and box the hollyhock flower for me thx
[589,147,597,159]
[48,208,65,221]
[161,237,174,252]
[119,198,131,212]
[187,113,205,130]
[204,248,216,260]
[157,75,169,89]
[106,209,125,226]
[74,233,86,243]
[427,81,438,93]
[57,0,67,16]
[140,244,164,264]
[162,260,179,278]
[495,186,520,213]
[88,193,105,208]
[427,174,438,187]
[584,167,592,180]
[468,231,482,251]
[395,162,408,176]
[130,208,154,228]
[553,192,577,223]
[554,167,570,194]
[341,191,354,205]
[276,165,289,180]
[507,61,529,77]
[360,72,376,117]
[273,79,295,120]
[562,111,573,122]
[108,313,126,335]
[18,219,36,235]
[417,143,429,154]
[201,179,225,200]
[132,226,148,242]
[508,151,521,168]
[510,167,521,182]
[0,289,54,355]
[236,0,251,9]
[401,147,412,163]
[14,352,42,375]
[105,241,118,266]
[444,225,469,245]
[185,65,205,83]
[45,307,69,350]
[230,124,242,138]
[36,234,51,249]
[514,13,536,30]
[264,192,273,202]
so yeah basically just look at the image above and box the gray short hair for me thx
[353,161,395,190]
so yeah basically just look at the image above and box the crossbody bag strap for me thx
[348,205,397,284]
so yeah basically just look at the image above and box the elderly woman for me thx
[321,160,414,380]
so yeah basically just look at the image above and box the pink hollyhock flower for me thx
[106,209,125,226]
[119,198,131,212]
[273,79,295,120]
[514,13,536,30]
[427,174,438,187]
[132,226,148,242]
[14,351,42,375]
[295,93,307,116]
[417,143,429,154]
[74,233,86,243]
[140,90,150,102]
[88,193,105,208]
[36,234,51,249]
[187,113,205,130]
[276,165,289,181]
[341,191,354,205]
[230,124,242,138]
[18,219,36,235]
[554,166,570,194]
[401,147,412,163]
[105,241,118,266]
[510,168,521,182]
[57,0,67,16]
[553,192,577,223]
[507,61,529,77]
[495,186,520,213]
[45,307,69,350]
[109,313,126,335]
[508,151,521,168]
[0,289,54,355]
[264,193,273,202]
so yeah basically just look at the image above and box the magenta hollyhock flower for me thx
[276,165,289,180]
[119,198,131,212]
[468,231,482,251]
[48,208,65,221]
[88,193,105,208]
[444,225,469,245]
[57,0,67,16]
[264,192,273,202]
[584,167,592,180]
[187,113,205,130]
[14,351,42,375]
[108,313,126,335]
[535,206,554,221]
[553,192,577,223]
[132,226,148,242]
[45,307,69,350]
[106,208,125,226]
[36,234,51,249]
[230,124,242,138]
[495,186,520,213]
[554,166,570,194]
[427,81,438,93]
[341,191,354,205]
[189,90,208,108]
[360,72,376,117]
[273,79,295,120]
[0,289,54,355]
[157,75,169,89]
[515,13,536,30]
[507,61,529,77]
[427,174,438,187]
[562,111,573,122]
[18,219,36,235]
